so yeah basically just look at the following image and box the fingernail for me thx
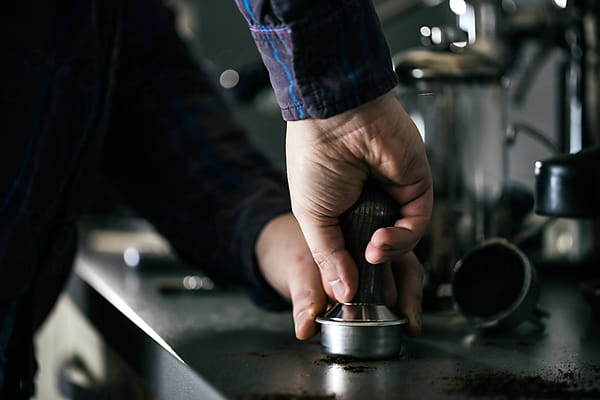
[370,238,384,249]
[296,310,308,328]
[295,309,316,340]
[329,279,347,301]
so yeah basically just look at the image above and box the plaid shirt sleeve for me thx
[234,0,398,121]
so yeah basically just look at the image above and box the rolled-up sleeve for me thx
[234,0,398,120]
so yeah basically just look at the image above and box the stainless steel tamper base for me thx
[316,303,407,359]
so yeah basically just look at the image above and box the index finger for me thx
[366,182,433,264]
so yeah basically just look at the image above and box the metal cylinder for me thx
[316,181,407,359]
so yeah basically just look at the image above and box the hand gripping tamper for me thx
[316,180,408,359]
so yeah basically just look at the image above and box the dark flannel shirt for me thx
[234,0,398,120]
[0,0,395,397]
[0,0,294,312]
[1,2,294,395]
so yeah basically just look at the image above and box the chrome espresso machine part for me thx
[316,181,407,359]
[394,46,510,304]
[392,0,600,305]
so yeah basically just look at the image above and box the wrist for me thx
[255,213,295,300]
[285,90,409,164]
[288,89,396,128]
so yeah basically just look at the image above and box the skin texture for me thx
[255,212,425,339]
[256,90,433,340]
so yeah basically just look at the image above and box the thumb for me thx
[294,214,358,304]
[289,261,328,340]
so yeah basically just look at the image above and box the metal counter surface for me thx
[67,252,600,399]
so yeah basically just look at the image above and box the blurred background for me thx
[165,0,558,187]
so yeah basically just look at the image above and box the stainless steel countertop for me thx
[67,251,600,399]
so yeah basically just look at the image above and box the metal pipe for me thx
[582,9,600,146]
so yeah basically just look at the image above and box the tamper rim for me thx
[315,317,408,327]
[315,303,408,327]
[316,306,407,359]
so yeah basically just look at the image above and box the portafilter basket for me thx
[452,238,545,331]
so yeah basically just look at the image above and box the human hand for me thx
[285,90,433,306]
[255,212,425,339]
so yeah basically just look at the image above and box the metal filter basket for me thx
[317,304,407,359]
[315,181,408,359]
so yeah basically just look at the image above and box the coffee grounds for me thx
[441,369,600,399]
[315,356,374,374]
[342,365,371,373]
[317,356,358,366]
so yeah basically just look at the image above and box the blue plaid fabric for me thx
[1,4,292,395]
[1,0,394,395]
[234,0,398,120]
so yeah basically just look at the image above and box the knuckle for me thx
[310,248,332,271]
[299,288,319,302]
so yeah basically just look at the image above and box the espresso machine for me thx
[390,0,600,308]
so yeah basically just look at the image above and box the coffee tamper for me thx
[316,181,408,359]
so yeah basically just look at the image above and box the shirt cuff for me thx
[247,0,398,120]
